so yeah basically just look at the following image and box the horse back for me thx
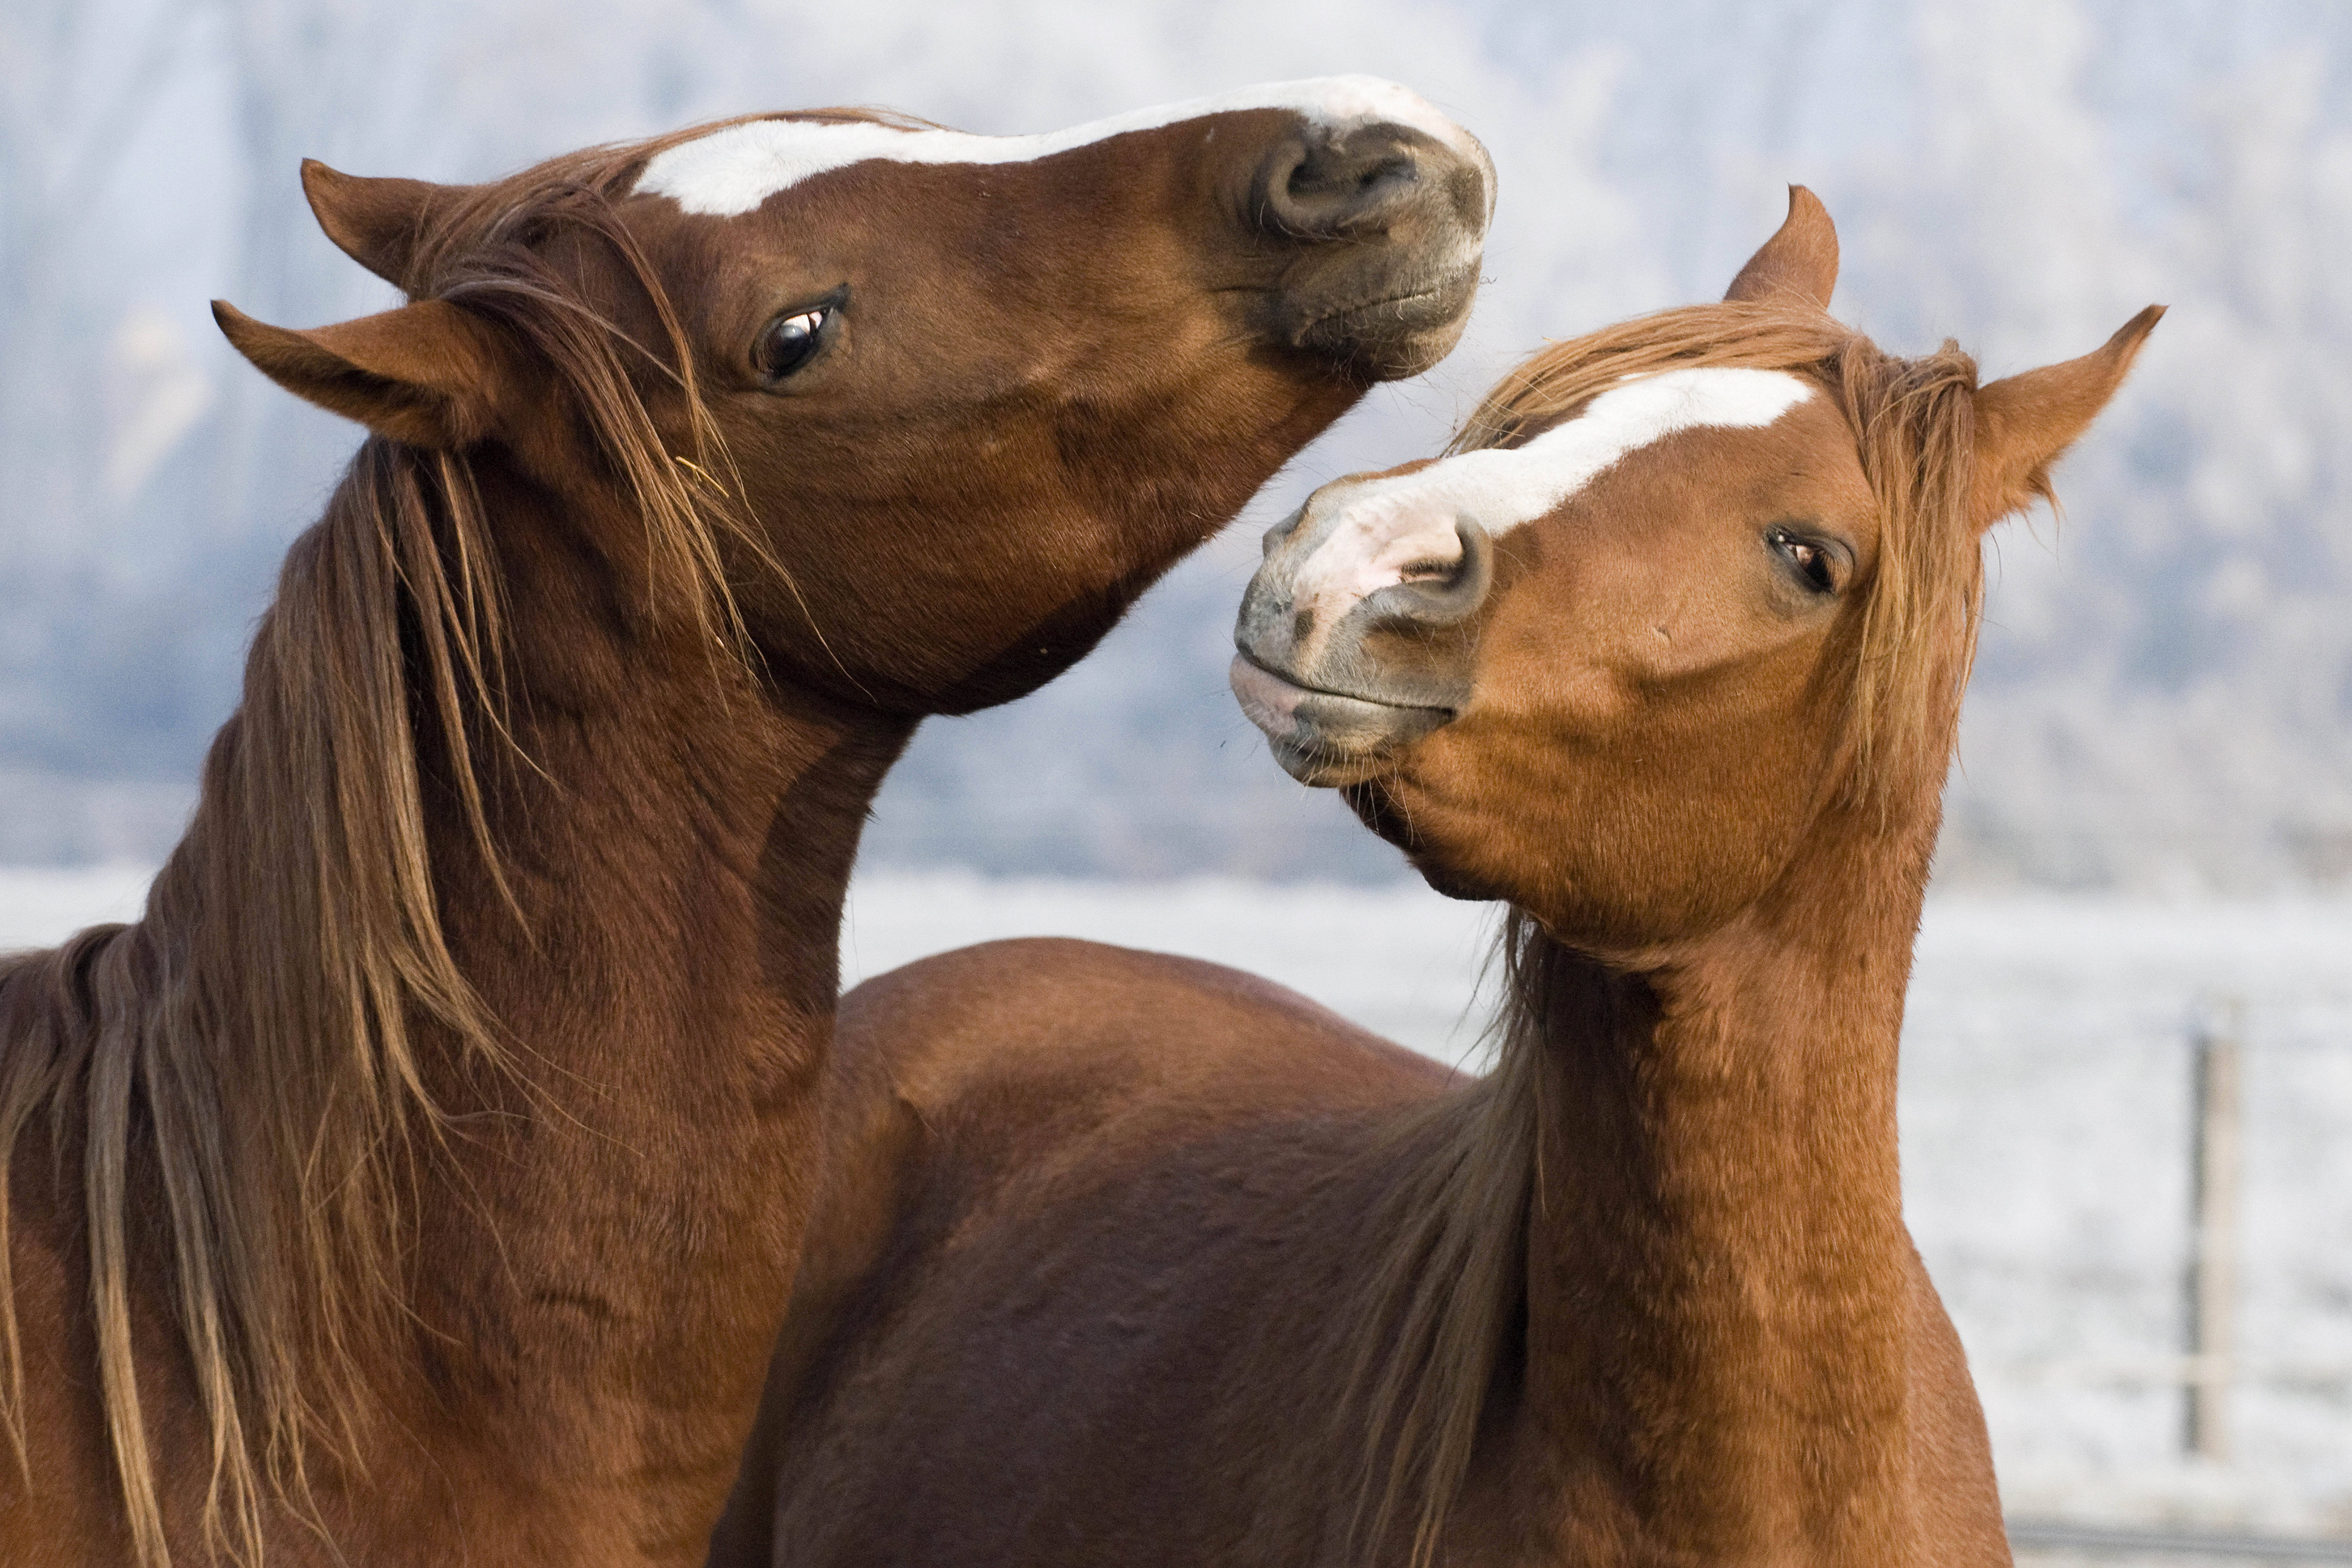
[848,936,1441,1133]
[708,937,1452,1568]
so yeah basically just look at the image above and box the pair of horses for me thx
[0,77,2153,1567]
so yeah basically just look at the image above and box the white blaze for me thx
[1288,367,1816,621]
[635,76,1480,217]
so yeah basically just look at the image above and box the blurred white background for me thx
[3,0,2349,887]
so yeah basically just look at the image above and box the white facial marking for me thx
[1289,367,1817,621]
[635,77,1478,217]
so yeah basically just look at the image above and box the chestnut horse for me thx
[715,192,2159,1567]
[0,83,1492,1566]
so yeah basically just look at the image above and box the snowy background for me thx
[3,0,2351,886]
[4,0,2350,1546]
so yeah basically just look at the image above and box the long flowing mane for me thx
[1333,300,1993,1566]
[0,129,764,1567]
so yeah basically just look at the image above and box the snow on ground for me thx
[5,866,2349,1534]
[1905,896,2352,1535]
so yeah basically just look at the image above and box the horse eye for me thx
[1771,527,1837,595]
[753,308,828,382]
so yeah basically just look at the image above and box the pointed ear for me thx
[1972,305,2165,530]
[212,298,521,449]
[1725,185,1839,308]
[303,159,454,290]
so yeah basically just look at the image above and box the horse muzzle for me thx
[1231,505,1493,784]
[1228,652,1455,785]
[1253,117,1494,381]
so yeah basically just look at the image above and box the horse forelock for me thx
[0,163,766,1567]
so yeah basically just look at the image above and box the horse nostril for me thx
[1362,517,1494,631]
[1257,129,1426,237]
[1288,151,1413,204]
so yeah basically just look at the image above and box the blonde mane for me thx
[0,138,759,1567]
[1339,300,1995,1565]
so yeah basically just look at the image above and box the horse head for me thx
[216,81,1495,717]
[1236,188,2158,949]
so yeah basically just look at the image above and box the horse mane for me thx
[1338,300,1994,1565]
[0,131,763,1567]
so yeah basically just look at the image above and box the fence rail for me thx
[2010,1519,2352,1561]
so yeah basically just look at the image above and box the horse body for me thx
[0,83,1491,1564]
[734,929,1999,1568]
[726,193,2157,1565]
[723,940,1452,1567]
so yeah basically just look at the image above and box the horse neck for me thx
[1512,800,1939,1561]
[366,462,913,1535]
[436,471,904,1094]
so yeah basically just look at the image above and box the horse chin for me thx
[1335,779,1494,901]
[1228,653,1450,786]
[1289,261,1482,381]
[1412,857,1504,904]
[924,594,1136,714]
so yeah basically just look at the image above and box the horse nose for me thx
[1234,513,1491,708]
[1232,509,1488,771]
[1255,118,1493,380]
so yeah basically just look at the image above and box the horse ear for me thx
[303,159,451,290]
[1972,305,2164,531]
[1725,185,1839,308]
[212,298,521,449]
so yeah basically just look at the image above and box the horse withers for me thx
[725,190,2157,1567]
[0,81,1490,1567]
